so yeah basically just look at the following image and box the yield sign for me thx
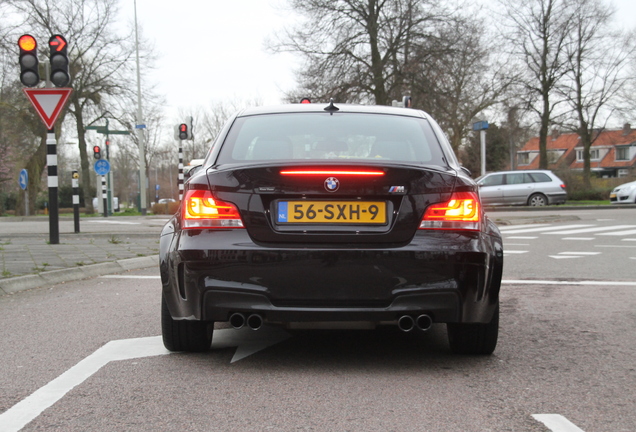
[23,88,72,130]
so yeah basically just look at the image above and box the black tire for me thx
[161,293,213,352]
[527,193,548,206]
[447,304,499,355]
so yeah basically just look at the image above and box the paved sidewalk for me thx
[0,216,169,295]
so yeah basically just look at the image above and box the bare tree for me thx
[560,0,635,187]
[272,0,451,105]
[500,0,574,169]
[412,17,515,153]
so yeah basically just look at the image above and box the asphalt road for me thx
[1,207,635,431]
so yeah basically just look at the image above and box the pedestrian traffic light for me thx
[178,123,188,140]
[18,34,39,87]
[93,145,101,159]
[48,35,70,87]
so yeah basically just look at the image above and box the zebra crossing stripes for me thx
[499,223,636,237]
[498,224,593,234]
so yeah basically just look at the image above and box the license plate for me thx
[610,193,617,198]
[277,201,386,224]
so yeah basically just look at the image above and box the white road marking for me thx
[505,236,538,239]
[503,279,636,286]
[85,220,140,225]
[623,238,636,241]
[496,224,593,234]
[561,238,594,241]
[532,414,585,432]
[503,250,528,255]
[549,255,582,259]
[557,252,600,256]
[503,243,529,246]
[0,328,290,432]
[598,229,636,236]
[595,245,636,249]
[544,225,636,235]
[498,224,551,231]
[100,275,161,279]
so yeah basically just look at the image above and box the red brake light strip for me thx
[280,170,384,176]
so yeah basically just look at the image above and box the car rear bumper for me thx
[160,228,503,325]
[547,191,567,204]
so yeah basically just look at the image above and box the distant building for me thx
[516,124,636,178]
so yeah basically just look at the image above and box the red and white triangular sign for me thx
[23,88,73,130]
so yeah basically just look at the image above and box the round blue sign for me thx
[94,159,110,176]
[19,169,28,190]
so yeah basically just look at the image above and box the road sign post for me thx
[19,169,29,216]
[72,171,80,233]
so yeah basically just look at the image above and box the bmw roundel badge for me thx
[324,177,339,192]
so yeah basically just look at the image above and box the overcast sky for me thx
[126,0,636,125]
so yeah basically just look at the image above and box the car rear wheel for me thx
[447,304,499,355]
[528,193,548,206]
[161,293,213,352]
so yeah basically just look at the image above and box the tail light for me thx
[419,192,481,231]
[182,190,244,229]
[560,183,566,190]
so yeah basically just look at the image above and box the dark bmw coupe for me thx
[160,101,503,355]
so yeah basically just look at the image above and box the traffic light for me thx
[300,98,311,104]
[178,123,188,140]
[93,145,101,159]
[48,35,70,87]
[18,34,39,87]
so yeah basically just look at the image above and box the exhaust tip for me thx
[397,315,415,332]
[247,314,263,331]
[416,314,433,332]
[229,313,245,329]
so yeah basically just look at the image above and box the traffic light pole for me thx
[46,130,59,244]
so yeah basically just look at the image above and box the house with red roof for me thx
[516,124,636,178]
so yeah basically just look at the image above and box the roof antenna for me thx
[324,98,339,114]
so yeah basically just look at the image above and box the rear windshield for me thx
[215,112,447,166]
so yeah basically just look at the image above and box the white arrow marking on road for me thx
[0,328,290,432]
[532,414,585,431]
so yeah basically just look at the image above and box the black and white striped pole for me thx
[46,131,59,244]
[101,175,107,218]
[178,142,184,201]
[72,170,80,233]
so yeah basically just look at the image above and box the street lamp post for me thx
[134,0,147,215]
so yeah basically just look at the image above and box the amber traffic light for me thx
[18,34,39,87]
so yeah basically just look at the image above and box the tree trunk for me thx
[73,99,95,214]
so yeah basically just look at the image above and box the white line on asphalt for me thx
[557,252,601,255]
[549,255,582,259]
[595,245,636,248]
[85,220,140,225]
[561,238,594,241]
[503,279,636,286]
[0,328,291,432]
[503,250,528,254]
[496,224,593,234]
[623,239,636,241]
[505,236,538,239]
[543,225,636,235]
[502,243,529,246]
[0,337,170,432]
[100,275,161,279]
[598,229,636,236]
[532,414,585,432]
[498,224,552,231]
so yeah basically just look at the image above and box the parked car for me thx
[160,102,503,355]
[609,180,636,204]
[476,170,567,206]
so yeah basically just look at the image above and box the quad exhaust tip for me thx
[247,314,263,330]
[229,313,245,329]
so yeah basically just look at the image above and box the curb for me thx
[0,255,159,296]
